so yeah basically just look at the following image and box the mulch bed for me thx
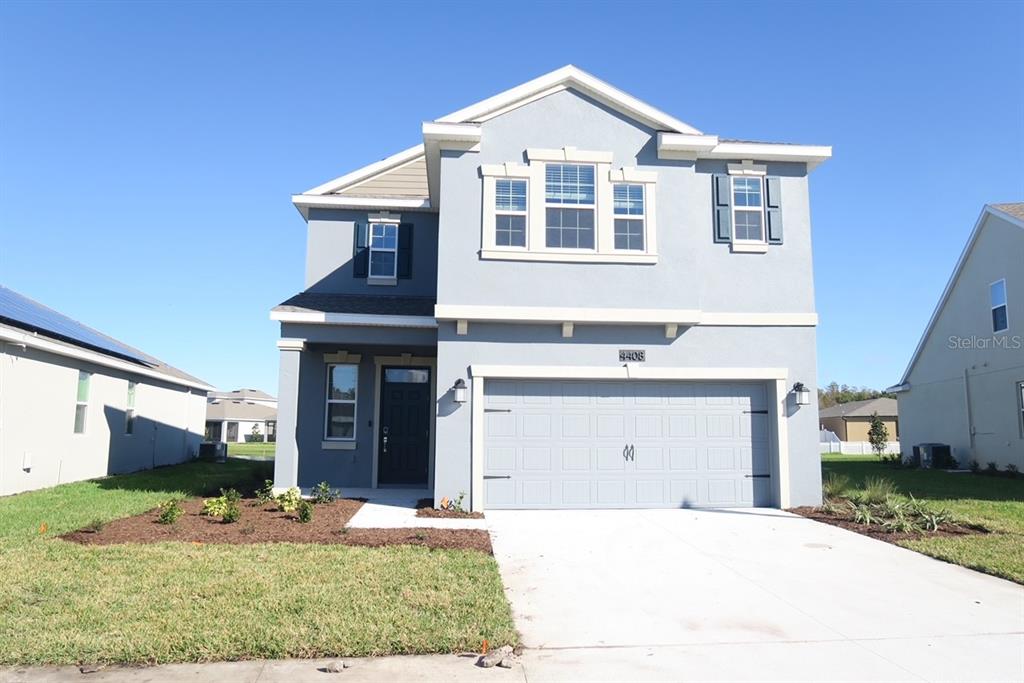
[62,496,492,553]
[415,498,484,519]
[790,506,988,543]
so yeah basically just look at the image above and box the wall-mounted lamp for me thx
[792,382,811,406]
[452,378,468,404]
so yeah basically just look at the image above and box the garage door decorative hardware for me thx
[622,444,635,461]
[484,408,512,413]
[745,474,771,478]
[744,410,769,414]
[484,475,512,480]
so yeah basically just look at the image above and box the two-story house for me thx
[271,66,831,511]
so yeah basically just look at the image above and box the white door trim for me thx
[468,365,790,512]
[372,355,438,490]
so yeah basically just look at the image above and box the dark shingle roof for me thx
[206,400,277,421]
[274,292,436,317]
[818,397,898,419]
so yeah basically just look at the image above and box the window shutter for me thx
[352,222,368,278]
[397,223,413,279]
[713,174,732,243]
[766,176,783,245]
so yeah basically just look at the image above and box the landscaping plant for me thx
[867,412,889,461]
[157,499,183,525]
[277,487,302,513]
[221,501,241,524]
[255,479,275,505]
[855,476,898,504]
[84,519,106,533]
[312,481,336,504]
[202,488,242,523]
[821,473,851,500]
[1006,464,1019,479]
[986,462,999,475]
[297,500,314,523]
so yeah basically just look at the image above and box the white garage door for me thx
[483,380,773,509]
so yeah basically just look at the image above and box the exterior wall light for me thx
[793,382,811,406]
[453,378,468,404]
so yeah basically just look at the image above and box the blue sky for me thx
[1,1,1021,395]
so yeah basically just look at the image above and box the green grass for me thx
[821,455,1024,583]
[0,459,516,665]
[226,441,276,459]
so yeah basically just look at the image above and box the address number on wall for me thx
[618,349,646,362]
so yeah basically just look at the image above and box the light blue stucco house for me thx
[271,66,831,510]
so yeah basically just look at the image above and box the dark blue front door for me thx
[378,367,431,485]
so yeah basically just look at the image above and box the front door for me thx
[378,367,431,485]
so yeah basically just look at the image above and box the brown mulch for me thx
[790,506,988,543]
[415,498,484,519]
[61,496,492,553]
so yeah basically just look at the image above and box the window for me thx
[226,421,239,442]
[74,371,90,434]
[546,164,595,249]
[368,223,398,279]
[991,279,1009,333]
[731,176,765,242]
[613,184,645,250]
[325,364,358,440]
[495,179,527,247]
[125,380,136,435]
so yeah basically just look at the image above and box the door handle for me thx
[629,444,635,461]
[623,445,629,461]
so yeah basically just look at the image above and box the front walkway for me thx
[487,507,1024,682]
[344,488,486,529]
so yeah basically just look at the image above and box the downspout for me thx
[963,367,975,460]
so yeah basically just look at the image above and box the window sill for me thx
[479,248,658,264]
[731,243,769,254]
[367,277,397,287]
[322,440,357,450]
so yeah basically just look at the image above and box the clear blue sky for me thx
[1,1,1021,395]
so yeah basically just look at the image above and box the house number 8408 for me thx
[618,349,645,362]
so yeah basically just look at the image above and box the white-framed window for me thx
[613,183,645,251]
[325,363,358,440]
[495,179,527,247]
[74,371,90,434]
[545,163,596,249]
[991,279,1009,333]
[732,176,765,243]
[125,380,137,435]
[368,223,398,279]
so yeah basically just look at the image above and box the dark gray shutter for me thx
[766,176,783,244]
[352,222,368,278]
[397,222,413,279]
[713,174,732,243]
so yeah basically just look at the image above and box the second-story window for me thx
[545,163,595,249]
[369,223,398,279]
[991,279,1009,333]
[613,184,645,250]
[496,179,527,247]
[731,176,765,243]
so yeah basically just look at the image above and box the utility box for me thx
[199,442,227,463]
[915,443,953,469]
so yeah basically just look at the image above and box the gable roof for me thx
[890,203,1024,391]
[818,397,898,419]
[0,285,212,391]
[206,400,277,422]
[209,388,276,402]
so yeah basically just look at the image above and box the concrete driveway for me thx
[487,508,1024,682]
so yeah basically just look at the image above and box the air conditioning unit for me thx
[915,443,952,469]
[199,441,227,463]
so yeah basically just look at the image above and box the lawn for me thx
[821,454,1024,583]
[0,459,516,665]
[226,441,275,459]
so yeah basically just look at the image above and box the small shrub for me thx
[879,453,902,467]
[202,497,228,518]
[414,532,426,541]
[221,501,241,524]
[255,479,276,505]
[312,481,336,504]
[84,519,106,533]
[822,473,851,500]
[450,492,467,513]
[297,500,314,523]
[850,502,878,526]
[882,515,921,534]
[919,509,952,532]
[969,460,980,473]
[222,488,241,504]
[277,487,302,513]
[856,476,898,505]
[986,462,999,475]
[339,526,349,535]
[1006,464,1019,479]
[157,499,183,525]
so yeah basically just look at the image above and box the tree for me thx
[867,412,889,460]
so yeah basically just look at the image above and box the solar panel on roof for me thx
[0,286,154,366]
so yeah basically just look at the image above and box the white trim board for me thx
[270,310,438,328]
[658,133,832,170]
[291,195,432,212]
[0,323,214,392]
[891,204,1024,390]
[303,144,425,196]
[435,305,817,327]
[371,355,437,491]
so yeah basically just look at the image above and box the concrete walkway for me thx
[487,508,1024,682]
[344,488,487,529]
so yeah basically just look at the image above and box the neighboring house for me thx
[818,398,899,442]
[890,203,1024,470]
[0,286,212,496]
[271,65,831,510]
[205,389,278,443]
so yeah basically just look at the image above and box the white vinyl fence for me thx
[819,440,901,455]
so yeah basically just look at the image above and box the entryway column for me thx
[273,338,305,491]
